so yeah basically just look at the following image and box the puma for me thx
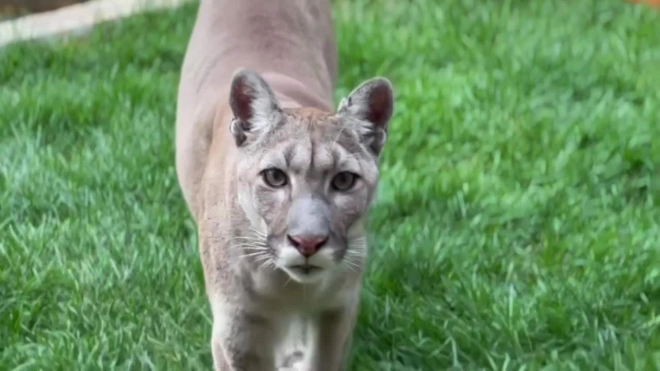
[175,0,395,369]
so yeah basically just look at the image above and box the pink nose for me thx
[287,235,328,257]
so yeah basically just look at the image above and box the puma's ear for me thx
[337,77,394,155]
[229,69,282,146]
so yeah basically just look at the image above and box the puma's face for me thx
[235,113,379,284]
[229,69,394,284]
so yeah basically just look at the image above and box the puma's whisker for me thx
[258,257,276,270]
[240,251,271,259]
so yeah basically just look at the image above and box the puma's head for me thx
[228,69,394,284]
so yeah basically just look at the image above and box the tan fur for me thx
[175,1,394,370]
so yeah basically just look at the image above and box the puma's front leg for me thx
[211,309,276,371]
[306,306,359,371]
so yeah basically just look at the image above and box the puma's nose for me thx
[287,234,329,257]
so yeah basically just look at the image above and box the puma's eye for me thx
[331,172,358,191]
[262,168,288,188]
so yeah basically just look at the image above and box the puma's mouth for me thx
[283,264,327,283]
[289,264,322,275]
[277,245,334,283]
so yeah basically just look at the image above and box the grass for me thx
[1,0,659,369]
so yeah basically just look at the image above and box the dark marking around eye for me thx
[283,144,297,167]
[331,146,364,174]
[331,148,344,169]
[310,137,316,170]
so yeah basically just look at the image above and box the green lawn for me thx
[1,0,659,369]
